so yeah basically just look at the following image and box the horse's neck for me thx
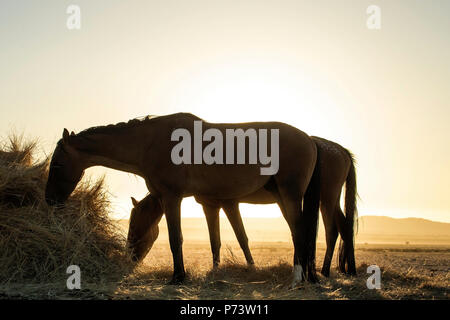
[86,154,143,176]
[77,131,145,176]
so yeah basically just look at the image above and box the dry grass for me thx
[3,241,448,300]
[0,134,132,289]
[104,241,448,300]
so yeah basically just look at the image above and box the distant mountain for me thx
[117,215,450,245]
[355,216,450,244]
[357,216,450,236]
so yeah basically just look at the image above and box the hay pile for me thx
[0,135,131,284]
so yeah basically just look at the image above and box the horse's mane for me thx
[75,113,202,137]
[76,115,160,137]
[50,112,203,170]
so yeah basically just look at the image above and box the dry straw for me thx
[0,134,132,284]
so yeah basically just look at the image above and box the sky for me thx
[0,0,449,222]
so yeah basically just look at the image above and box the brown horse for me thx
[45,113,320,285]
[127,136,357,276]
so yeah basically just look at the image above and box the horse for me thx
[127,136,357,276]
[127,195,163,263]
[45,112,320,285]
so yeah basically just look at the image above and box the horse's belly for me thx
[189,164,270,199]
[239,187,276,204]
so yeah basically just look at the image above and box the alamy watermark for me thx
[66,5,81,30]
[171,121,279,175]
[66,265,81,290]
[65,5,381,32]
[367,5,381,30]
[366,265,381,289]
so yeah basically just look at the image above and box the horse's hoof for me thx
[346,270,357,277]
[289,278,305,290]
[289,281,301,289]
[308,274,319,284]
[167,278,183,285]
[247,262,256,270]
[167,273,185,285]
[321,270,330,278]
[290,265,304,289]
[347,264,357,276]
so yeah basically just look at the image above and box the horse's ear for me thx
[131,197,138,207]
[62,128,70,144]
[70,131,75,136]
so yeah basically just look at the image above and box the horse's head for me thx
[45,129,85,206]
[127,195,163,262]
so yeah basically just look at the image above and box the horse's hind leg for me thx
[338,208,357,276]
[335,207,348,274]
[202,204,221,269]
[346,242,357,276]
[222,201,255,266]
[274,181,311,286]
[321,203,338,277]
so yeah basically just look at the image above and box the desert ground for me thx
[2,216,449,300]
[110,242,450,300]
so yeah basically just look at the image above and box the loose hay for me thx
[0,135,131,284]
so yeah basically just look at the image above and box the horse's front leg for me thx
[222,201,255,267]
[162,195,185,284]
[202,204,221,269]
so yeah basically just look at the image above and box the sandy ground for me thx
[1,217,449,299]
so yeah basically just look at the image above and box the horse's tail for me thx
[338,149,358,274]
[302,142,321,282]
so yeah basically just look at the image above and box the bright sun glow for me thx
[110,59,343,220]
[166,59,340,133]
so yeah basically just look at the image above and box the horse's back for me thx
[145,113,317,199]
